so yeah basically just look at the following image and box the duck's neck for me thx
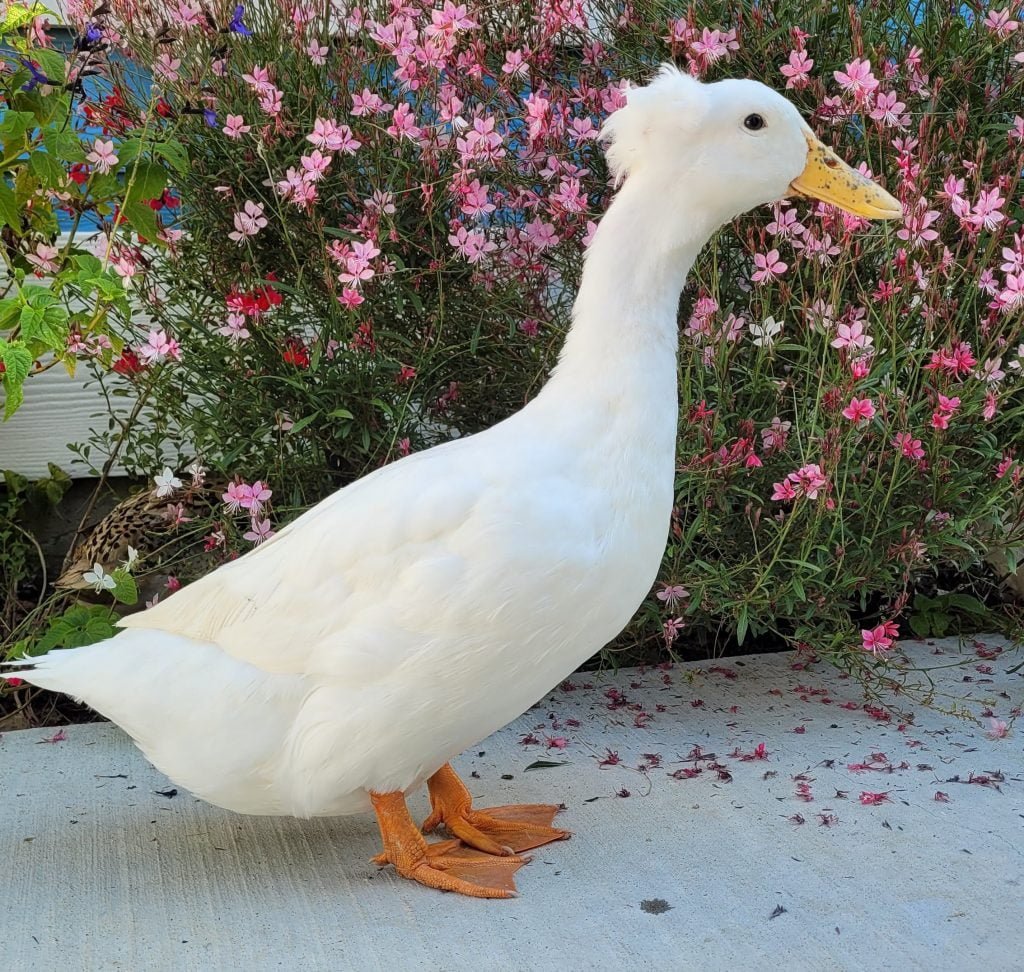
[534,175,715,456]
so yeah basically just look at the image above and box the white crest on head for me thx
[597,63,711,187]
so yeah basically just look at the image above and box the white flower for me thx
[123,546,139,570]
[749,315,783,348]
[186,458,207,485]
[153,466,182,498]
[83,563,116,592]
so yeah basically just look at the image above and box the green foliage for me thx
[0,3,179,418]
[0,464,70,643]
[12,603,119,658]
[907,593,990,640]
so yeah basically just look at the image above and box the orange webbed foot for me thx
[422,764,572,856]
[370,792,524,899]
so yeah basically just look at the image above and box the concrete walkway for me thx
[2,636,1022,971]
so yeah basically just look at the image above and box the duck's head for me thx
[599,64,902,230]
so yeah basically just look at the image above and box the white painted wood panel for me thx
[0,365,135,479]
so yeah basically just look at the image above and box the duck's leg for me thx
[422,763,571,856]
[369,790,524,898]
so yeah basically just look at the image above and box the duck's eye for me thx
[743,113,766,132]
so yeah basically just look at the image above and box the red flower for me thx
[112,349,144,375]
[858,791,890,805]
[282,337,310,368]
[68,163,89,185]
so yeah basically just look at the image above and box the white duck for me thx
[3,66,900,898]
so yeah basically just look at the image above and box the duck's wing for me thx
[118,442,490,679]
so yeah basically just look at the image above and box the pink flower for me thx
[936,393,961,414]
[242,64,274,93]
[338,287,365,309]
[1000,273,1024,311]
[154,52,181,82]
[656,584,689,606]
[861,625,895,654]
[86,138,118,174]
[300,150,331,182]
[27,242,60,274]
[834,58,879,101]
[983,392,998,421]
[351,88,392,116]
[842,396,876,423]
[222,481,252,512]
[751,249,787,284]
[305,41,328,64]
[831,320,873,351]
[986,718,1009,740]
[662,616,685,647]
[258,86,283,116]
[228,200,267,244]
[243,480,272,513]
[448,225,496,264]
[690,27,732,65]
[217,311,250,342]
[137,329,181,364]
[502,48,528,77]
[386,103,422,141]
[307,118,361,154]
[223,114,251,139]
[779,49,813,89]
[983,8,1019,38]
[869,90,908,128]
[523,218,559,250]
[1009,116,1024,143]
[893,433,925,460]
[771,461,829,502]
[244,517,275,544]
[859,791,890,805]
[969,187,1005,232]
[458,179,495,217]
[771,479,798,501]
[897,206,941,248]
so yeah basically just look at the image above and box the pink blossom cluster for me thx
[222,479,275,544]
[771,463,829,502]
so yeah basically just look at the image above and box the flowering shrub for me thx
[6,0,1024,680]
[0,2,182,417]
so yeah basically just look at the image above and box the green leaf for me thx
[31,605,119,655]
[17,297,67,354]
[908,613,931,639]
[123,160,167,205]
[0,338,32,384]
[154,139,188,174]
[117,137,143,169]
[33,49,67,85]
[1,337,34,417]
[71,252,103,275]
[110,568,138,606]
[120,199,162,242]
[1,378,23,418]
[285,412,320,435]
[0,109,35,141]
[0,181,20,230]
[0,298,20,330]
[43,128,85,164]
[28,150,65,189]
